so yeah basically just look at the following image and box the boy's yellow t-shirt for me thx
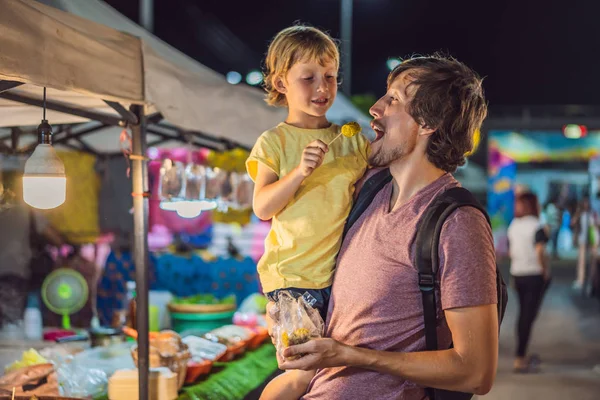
[246,122,370,293]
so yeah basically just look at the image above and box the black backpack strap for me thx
[415,187,489,400]
[343,168,392,238]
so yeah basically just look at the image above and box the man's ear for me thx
[274,76,287,94]
[418,124,436,137]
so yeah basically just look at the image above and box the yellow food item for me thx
[5,349,48,373]
[294,328,310,339]
[281,328,311,348]
[280,328,313,360]
[341,122,361,138]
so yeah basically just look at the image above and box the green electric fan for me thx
[41,268,89,329]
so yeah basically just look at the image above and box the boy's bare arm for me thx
[252,140,328,220]
[260,370,315,400]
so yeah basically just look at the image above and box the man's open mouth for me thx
[371,122,385,142]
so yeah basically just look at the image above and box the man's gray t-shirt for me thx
[304,173,497,400]
[0,204,49,279]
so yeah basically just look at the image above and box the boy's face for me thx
[276,59,338,119]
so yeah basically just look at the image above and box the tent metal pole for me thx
[145,127,180,141]
[130,104,149,400]
[16,123,108,153]
[152,123,247,151]
[146,137,221,151]
[0,80,24,94]
[145,127,223,150]
[104,100,139,125]
[146,112,163,124]
[149,125,229,151]
[10,128,20,150]
[53,124,109,145]
[0,92,126,126]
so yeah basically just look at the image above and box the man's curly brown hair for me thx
[387,55,488,172]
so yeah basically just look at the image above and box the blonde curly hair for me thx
[263,25,339,107]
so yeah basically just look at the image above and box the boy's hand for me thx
[298,140,328,177]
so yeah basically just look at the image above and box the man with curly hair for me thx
[274,55,499,399]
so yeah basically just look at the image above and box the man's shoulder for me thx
[441,205,490,237]
[435,200,492,260]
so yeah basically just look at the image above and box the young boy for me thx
[246,25,370,399]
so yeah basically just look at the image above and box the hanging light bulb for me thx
[23,88,66,209]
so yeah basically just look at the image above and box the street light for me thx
[226,71,242,85]
[246,70,263,86]
[340,0,353,96]
[563,124,587,139]
[387,58,401,71]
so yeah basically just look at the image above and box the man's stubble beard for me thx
[368,139,416,168]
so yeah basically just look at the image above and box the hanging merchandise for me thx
[217,171,236,211]
[159,139,222,219]
[201,166,224,204]
[183,163,205,201]
[206,148,254,221]
[158,159,186,211]
[177,163,217,219]
[149,161,213,236]
[231,172,254,211]
[219,171,253,212]
[44,151,100,244]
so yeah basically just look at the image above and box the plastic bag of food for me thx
[55,356,108,398]
[272,291,324,360]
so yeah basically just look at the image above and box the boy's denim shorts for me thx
[265,286,332,322]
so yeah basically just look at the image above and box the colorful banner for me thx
[489,130,600,162]
[487,144,517,255]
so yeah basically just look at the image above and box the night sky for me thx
[105,0,600,107]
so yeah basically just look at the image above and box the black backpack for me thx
[343,168,508,400]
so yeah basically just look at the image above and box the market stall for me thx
[0,0,283,399]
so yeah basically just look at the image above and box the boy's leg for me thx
[285,287,332,322]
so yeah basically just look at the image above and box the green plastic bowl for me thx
[170,310,235,335]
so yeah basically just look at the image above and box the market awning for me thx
[0,0,286,149]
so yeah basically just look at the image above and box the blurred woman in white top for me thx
[508,192,550,373]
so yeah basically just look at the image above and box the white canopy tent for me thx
[0,91,373,154]
[0,0,372,153]
[1,90,373,154]
[0,0,286,150]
